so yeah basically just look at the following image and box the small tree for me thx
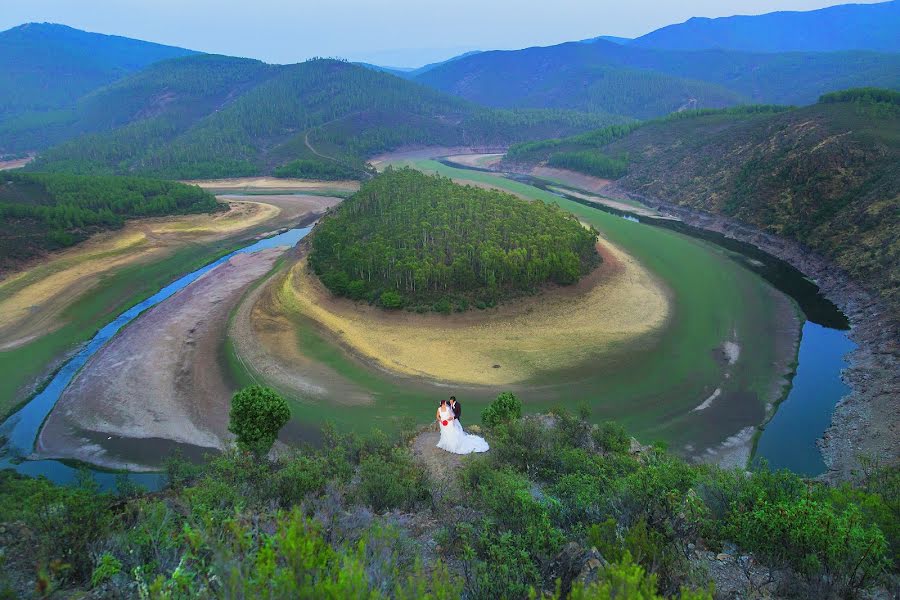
[481,391,522,428]
[228,385,291,457]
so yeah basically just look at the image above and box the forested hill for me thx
[310,168,600,311]
[630,1,900,53]
[0,23,196,120]
[25,59,623,179]
[413,40,900,118]
[0,172,218,274]
[506,90,900,319]
[1,54,276,155]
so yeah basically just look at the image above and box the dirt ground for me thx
[0,156,33,171]
[0,196,334,352]
[548,186,676,220]
[187,177,359,194]
[29,194,341,469]
[443,154,503,169]
[35,248,287,470]
[530,166,612,194]
[266,237,670,386]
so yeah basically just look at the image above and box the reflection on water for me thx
[754,322,855,475]
[0,227,311,491]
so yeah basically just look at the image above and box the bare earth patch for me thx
[0,156,34,171]
[530,166,612,194]
[187,177,359,194]
[0,197,333,352]
[36,248,285,471]
[269,237,670,386]
[443,154,503,169]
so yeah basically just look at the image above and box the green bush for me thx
[564,552,713,600]
[380,290,404,309]
[274,455,328,507]
[90,553,122,588]
[357,448,431,512]
[725,497,890,597]
[228,385,291,456]
[481,391,522,428]
[593,421,630,453]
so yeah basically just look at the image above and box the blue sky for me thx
[1,0,887,66]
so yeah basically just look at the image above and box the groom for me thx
[449,396,462,424]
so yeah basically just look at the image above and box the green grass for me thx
[0,239,245,419]
[231,159,793,453]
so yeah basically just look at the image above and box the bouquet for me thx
[442,420,449,426]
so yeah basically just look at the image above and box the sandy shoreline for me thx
[269,237,670,386]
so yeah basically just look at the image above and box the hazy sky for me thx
[1,0,887,66]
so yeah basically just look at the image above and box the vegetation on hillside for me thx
[310,169,599,311]
[0,23,195,120]
[24,59,622,179]
[0,172,218,273]
[1,54,275,154]
[414,40,900,117]
[0,388,895,598]
[505,94,900,320]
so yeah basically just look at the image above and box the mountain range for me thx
[630,0,900,53]
[0,2,898,177]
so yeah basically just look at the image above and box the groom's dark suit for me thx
[450,400,462,423]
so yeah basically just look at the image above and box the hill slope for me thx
[414,40,900,117]
[310,168,599,310]
[0,23,196,120]
[0,172,217,272]
[507,91,900,317]
[28,59,623,179]
[632,1,900,53]
[1,54,275,154]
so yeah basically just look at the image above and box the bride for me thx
[436,399,489,454]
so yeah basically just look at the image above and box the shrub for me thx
[725,498,890,597]
[481,391,522,428]
[90,553,122,588]
[228,385,291,456]
[380,290,404,309]
[594,421,630,453]
[274,455,328,506]
[565,552,714,600]
[357,448,430,512]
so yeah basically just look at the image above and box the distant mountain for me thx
[631,1,900,53]
[582,36,632,45]
[414,39,900,118]
[28,59,623,179]
[0,23,196,120]
[506,90,900,317]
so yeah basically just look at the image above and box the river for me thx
[0,227,311,491]
[0,166,856,488]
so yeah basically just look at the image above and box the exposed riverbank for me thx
[597,181,898,482]
[31,196,340,471]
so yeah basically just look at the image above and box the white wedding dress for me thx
[437,405,489,454]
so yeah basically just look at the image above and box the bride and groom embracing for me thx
[435,396,489,454]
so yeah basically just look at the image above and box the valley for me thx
[0,5,897,597]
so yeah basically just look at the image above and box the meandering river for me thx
[0,166,857,489]
[0,227,311,490]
